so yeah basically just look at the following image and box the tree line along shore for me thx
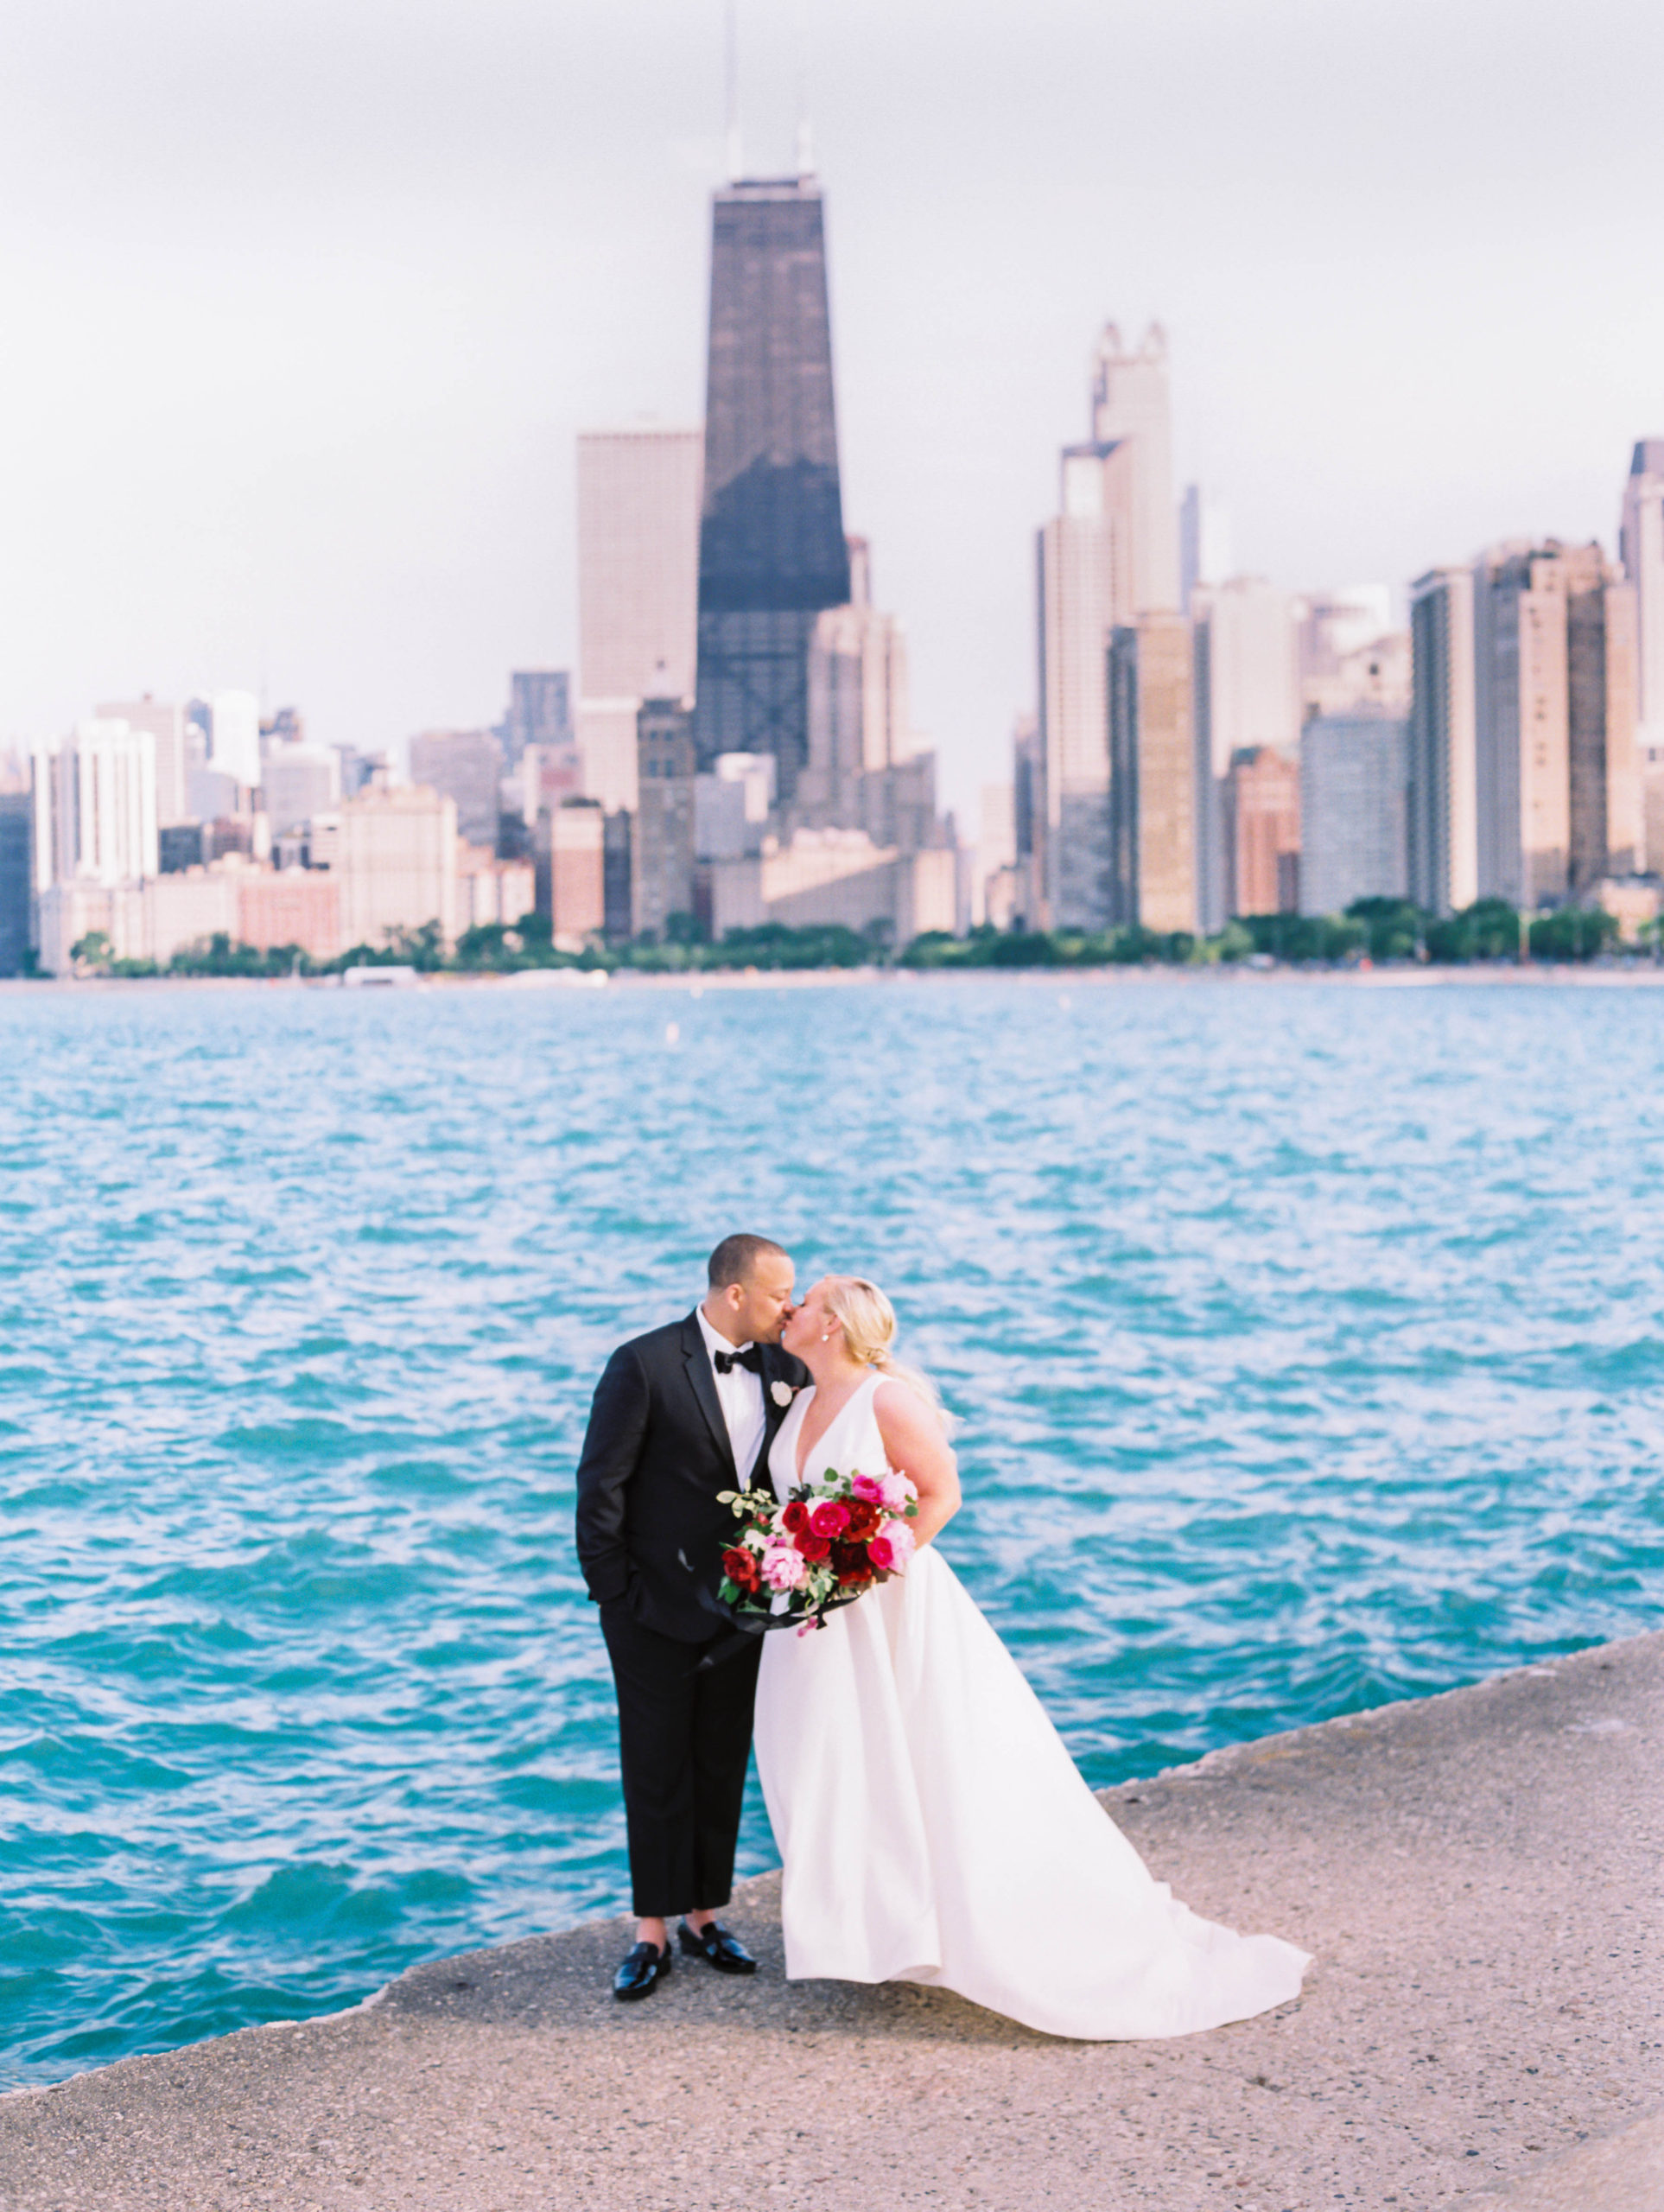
[37,894,1651,980]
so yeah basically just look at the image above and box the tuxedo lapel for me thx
[746,1344,797,1489]
[679,1311,738,1482]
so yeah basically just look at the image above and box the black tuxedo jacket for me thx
[575,1311,810,1643]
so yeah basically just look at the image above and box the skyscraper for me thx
[632,693,696,939]
[1190,579,1299,932]
[1035,329,1178,930]
[0,791,29,976]
[1472,541,1637,905]
[575,427,702,816]
[1473,543,1569,906]
[1107,613,1196,934]
[1566,557,1637,890]
[1037,455,1127,929]
[694,175,850,799]
[1620,440,1664,747]
[1090,326,1180,616]
[1621,441,1664,868]
[1300,712,1409,918]
[802,537,937,853]
[31,720,160,888]
[1407,567,1479,916]
[98,698,187,825]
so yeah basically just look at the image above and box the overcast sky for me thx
[2,0,1661,812]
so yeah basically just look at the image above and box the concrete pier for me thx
[2,1630,1659,2211]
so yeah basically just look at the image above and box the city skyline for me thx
[0,1,1658,818]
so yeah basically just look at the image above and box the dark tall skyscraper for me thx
[694,175,850,798]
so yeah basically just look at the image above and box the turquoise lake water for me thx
[3,974,1661,2085]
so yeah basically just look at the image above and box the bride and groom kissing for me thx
[575,1232,1310,2037]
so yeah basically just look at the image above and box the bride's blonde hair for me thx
[822,1276,949,1428]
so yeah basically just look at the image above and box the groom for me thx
[575,1232,808,2000]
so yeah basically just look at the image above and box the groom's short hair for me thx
[708,1233,788,1289]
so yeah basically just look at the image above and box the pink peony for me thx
[879,1471,916,1513]
[809,1499,850,1539]
[762,1545,809,1592]
[882,1516,917,1563]
[851,1472,886,1503]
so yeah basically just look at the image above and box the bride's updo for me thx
[822,1276,949,1427]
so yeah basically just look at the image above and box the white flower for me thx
[771,1380,796,1408]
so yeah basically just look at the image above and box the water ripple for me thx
[1,976,1661,2082]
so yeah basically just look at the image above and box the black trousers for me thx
[600,1602,764,1919]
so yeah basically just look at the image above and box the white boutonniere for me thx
[771,1380,797,1408]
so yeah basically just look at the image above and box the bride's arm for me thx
[873,1382,961,1548]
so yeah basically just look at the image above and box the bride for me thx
[753,1274,1311,2041]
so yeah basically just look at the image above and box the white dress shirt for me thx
[697,1305,766,1484]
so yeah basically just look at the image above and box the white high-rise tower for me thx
[1621,441,1664,739]
[1036,325,1182,929]
[575,425,703,815]
[1622,440,1664,869]
[1089,325,1180,617]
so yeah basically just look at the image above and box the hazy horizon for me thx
[2,0,1660,816]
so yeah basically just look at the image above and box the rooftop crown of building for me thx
[717,174,822,203]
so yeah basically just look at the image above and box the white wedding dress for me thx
[753,1374,1311,2040]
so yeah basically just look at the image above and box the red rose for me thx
[827,1538,872,1587]
[796,1535,830,1562]
[781,1501,810,1534]
[810,1500,850,1539]
[722,1548,759,1585]
[867,1534,895,1573]
[843,1501,881,1542]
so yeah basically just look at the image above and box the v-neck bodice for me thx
[769,1371,886,1498]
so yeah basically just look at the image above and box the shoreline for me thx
[3,1630,1658,2209]
[6,959,1664,995]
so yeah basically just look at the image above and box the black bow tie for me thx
[713,1344,763,1376]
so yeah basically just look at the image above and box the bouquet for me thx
[717,1465,919,1634]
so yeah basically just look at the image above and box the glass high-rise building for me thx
[694,175,850,798]
[0,791,30,976]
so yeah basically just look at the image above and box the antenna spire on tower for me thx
[794,3,813,178]
[724,0,742,182]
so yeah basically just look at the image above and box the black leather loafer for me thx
[676,1919,757,1975]
[613,1941,671,2000]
